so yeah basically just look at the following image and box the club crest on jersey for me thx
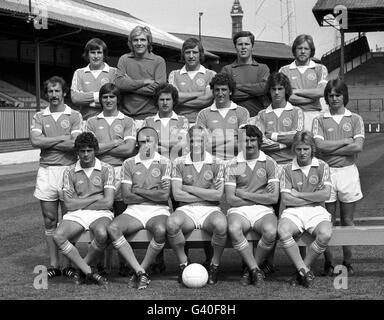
[60,120,70,129]
[309,175,319,185]
[151,168,161,178]
[327,128,334,132]
[228,116,237,124]
[297,181,303,186]
[196,78,206,87]
[342,123,352,132]
[307,72,316,81]
[100,78,110,85]
[282,117,292,127]
[204,170,213,180]
[45,124,51,128]
[92,176,102,186]
[256,168,266,178]
[76,180,84,186]
[170,126,178,134]
[184,174,193,184]
[113,124,123,133]
[98,126,104,130]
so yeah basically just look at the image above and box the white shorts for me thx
[228,204,274,227]
[34,166,69,201]
[327,164,363,203]
[113,166,122,201]
[303,110,322,132]
[123,203,170,228]
[177,204,223,229]
[281,205,331,234]
[62,209,113,230]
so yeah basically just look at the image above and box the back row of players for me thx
[30,25,364,289]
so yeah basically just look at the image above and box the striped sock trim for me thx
[150,238,165,250]
[91,239,106,251]
[280,236,296,249]
[112,236,127,249]
[44,228,56,236]
[258,236,275,250]
[311,239,328,254]
[59,240,73,255]
[211,233,227,248]
[233,238,249,252]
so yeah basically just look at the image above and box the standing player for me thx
[107,127,171,290]
[53,132,115,285]
[115,25,166,125]
[313,79,364,276]
[71,38,116,121]
[196,73,249,161]
[142,83,189,161]
[168,38,216,124]
[30,76,82,278]
[167,126,227,285]
[251,72,304,273]
[278,131,333,288]
[225,125,279,286]
[279,34,328,131]
[85,83,136,275]
[221,31,270,117]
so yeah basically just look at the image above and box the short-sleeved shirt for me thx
[312,109,365,167]
[221,60,270,116]
[142,111,189,160]
[196,102,249,160]
[115,52,166,120]
[225,151,279,196]
[279,60,328,112]
[71,63,117,120]
[85,111,136,166]
[172,152,225,207]
[257,102,304,164]
[280,157,332,207]
[168,65,216,123]
[31,105,82,167]
[63,159,115,200]
[121,152,171,206]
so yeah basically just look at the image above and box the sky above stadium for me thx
[90,0,384,58]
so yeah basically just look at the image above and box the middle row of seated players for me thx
[54,124,332,290]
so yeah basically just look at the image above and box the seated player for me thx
[278,131,333,288]
[53,132,115,285]
[167,126,227,285]
[225,125,279,286]
[85,83,136,276]
[107,127,171,290]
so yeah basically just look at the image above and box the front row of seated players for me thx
[53,125,332,289]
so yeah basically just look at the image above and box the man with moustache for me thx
[30,76,82,279]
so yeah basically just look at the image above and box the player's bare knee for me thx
[262,224,277,242]
[107,222,122,240]
[341,217,354,226]
[44,216,58,229]
[166,217,180,235]
[213,218,227,235]
[152,225,167,242]
[277,223,292,240]
[317,228,332,244]
[93,227,109,245]
[228,223,243,239]
[53,229,66,246]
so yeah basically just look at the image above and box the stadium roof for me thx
[312,0,384,32]
[0,0,184,50]
[172,33,293,60]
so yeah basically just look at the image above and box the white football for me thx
[182,263,208,288]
